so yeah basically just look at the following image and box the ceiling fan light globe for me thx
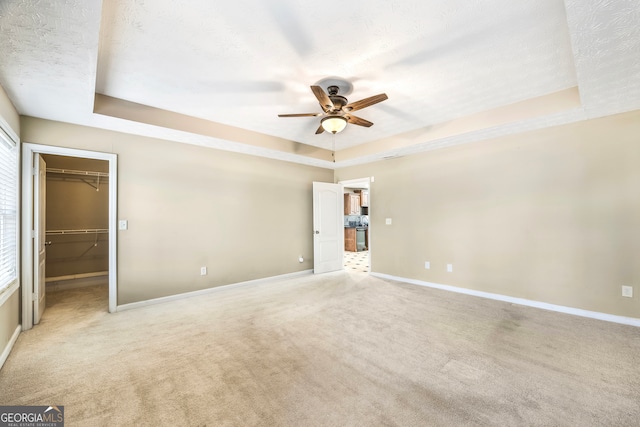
[321,116,347,134]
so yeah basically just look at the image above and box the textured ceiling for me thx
[1,0,639,168]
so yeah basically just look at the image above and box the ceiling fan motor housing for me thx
[327,86,347,112]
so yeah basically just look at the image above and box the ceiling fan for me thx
[278,85,388,134]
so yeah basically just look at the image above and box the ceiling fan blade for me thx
[345,114,373,127]
[315,124,325,134]
[310,85,334,112]
[278,113,322,117]
[344,93,388,112]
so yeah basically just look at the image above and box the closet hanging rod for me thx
[46,167,109,178]
[46,229,109,235]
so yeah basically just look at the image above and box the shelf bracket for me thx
[81,178,99,190]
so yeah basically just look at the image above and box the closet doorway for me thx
[42,154,109,308]
[21,144,117,331]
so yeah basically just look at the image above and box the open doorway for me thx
[21,144,117,331]
[41,154,110,313]
[339,177,371,273]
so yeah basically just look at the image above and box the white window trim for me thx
[0,124,19,297]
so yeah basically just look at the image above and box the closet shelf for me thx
[46,229,109,235]
[46,168,109,178]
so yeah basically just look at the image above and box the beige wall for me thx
[21,117,333,305]
[0,85,19,138]
[12,108,640,319]
[336,110,640,319]
[42,155,110,278]
[0,84,20,368]
[0,291,19,354]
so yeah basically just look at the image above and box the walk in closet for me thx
[42,155,109,288]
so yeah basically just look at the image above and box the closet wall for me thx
[42,155,109,281]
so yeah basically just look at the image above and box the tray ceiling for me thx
[1,0,639,168]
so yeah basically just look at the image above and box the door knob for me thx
[44,241,52,246]
[315,230,320,234]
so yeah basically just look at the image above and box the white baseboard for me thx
[47,274,109,292]
[371,273,640,328]
[46,271,109,283]
[116,269,314,312]
[0,325,21,371]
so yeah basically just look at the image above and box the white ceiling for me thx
[1,0,639,168]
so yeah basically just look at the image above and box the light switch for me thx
[447,264,453,272]
[424,261,430,269]
[385,218,392,225]
[118,220,128,230]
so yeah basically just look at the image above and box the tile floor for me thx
[344,250,369,273]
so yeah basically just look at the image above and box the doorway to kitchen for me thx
[339,177,371,273]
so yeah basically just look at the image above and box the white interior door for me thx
[33,154,47,324]
[313,182,344,274]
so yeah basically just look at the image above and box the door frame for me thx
[338,177,371,271]
[21,143,118,330]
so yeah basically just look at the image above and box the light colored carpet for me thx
[1,272,639,426]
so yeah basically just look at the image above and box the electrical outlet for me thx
[385,218,392,225]
[200,266,207,276]
[447,264,453,273]
[622,286,633,298]
[118,220,128,230]
[424,261,430,269]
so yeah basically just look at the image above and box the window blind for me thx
[0,127,18,290]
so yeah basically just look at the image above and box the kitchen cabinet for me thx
[344,193,361,215]
[344,227,356,252]
[364,228,369,250]
[358,190,369,207]
[345,227,368,252]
